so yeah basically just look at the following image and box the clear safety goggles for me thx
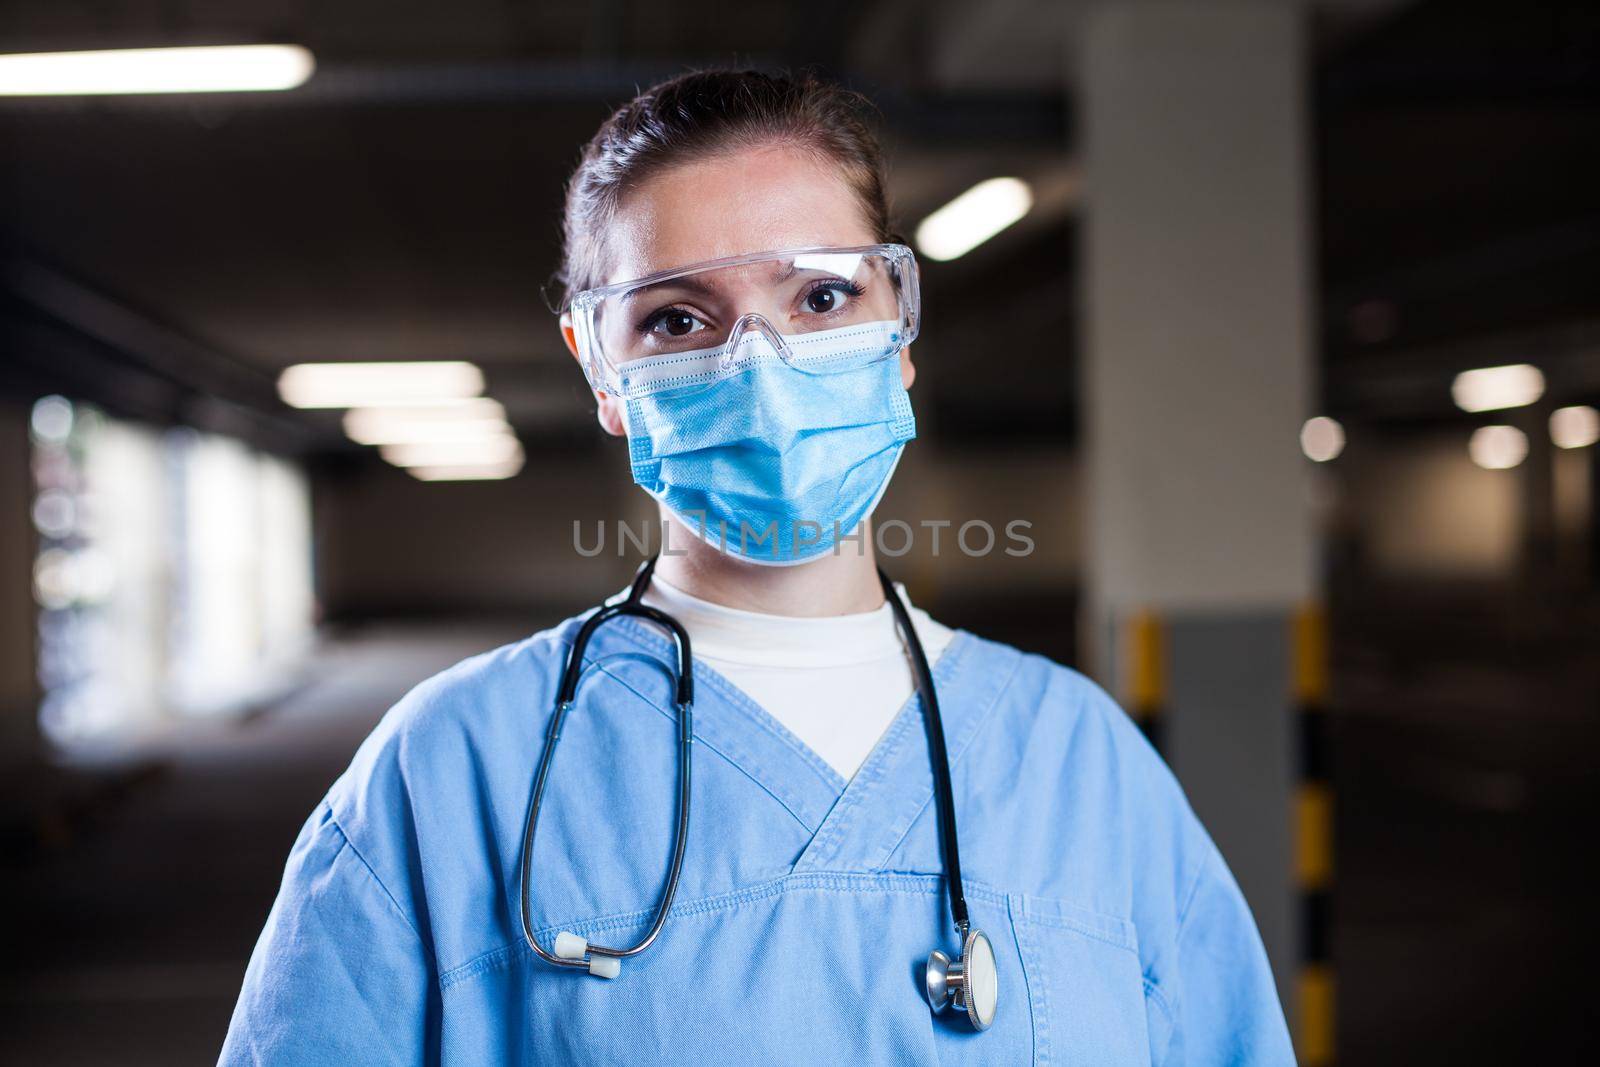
[567,243,920,399]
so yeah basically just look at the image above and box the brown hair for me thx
[555,68,894,309]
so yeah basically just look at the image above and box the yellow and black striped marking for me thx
[1293,604,1334,1067]
[1126,610,1166,754]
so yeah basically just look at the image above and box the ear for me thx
[559,313,579,359]
[900,344,916,391]
[562,311,627,437]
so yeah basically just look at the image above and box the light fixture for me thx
[343,399,511,445]
[1549,405,1599,450]
[0,45,314,97]
[408,457,526,482]
[1300,416,1345,462]
[915,178,1033,262]
[353,419,513,446]
[379,437,523,469]
[30,395,73,443]
[1468,425,1528,470]
[277,362,484,409]
[1451,364,1545,414]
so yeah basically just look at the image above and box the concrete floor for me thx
[0,618,1592,1065]
[1333,692,1595,1063]
[0,623,530,1067]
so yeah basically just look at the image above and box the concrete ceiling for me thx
[1,0,1596,449]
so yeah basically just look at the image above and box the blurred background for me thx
[0,1,1595,1063]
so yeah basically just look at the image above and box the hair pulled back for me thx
[556,68,894,309]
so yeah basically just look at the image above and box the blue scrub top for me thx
[221,611,1293,1065]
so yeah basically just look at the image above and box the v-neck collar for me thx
[586,614,1012,875]
[792,630,1016,875]
[593,613,847,832]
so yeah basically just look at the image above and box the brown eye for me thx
[801,280,863,317]
[641,307,707,338]
[805,288,839,313]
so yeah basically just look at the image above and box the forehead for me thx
[604,143,877,286]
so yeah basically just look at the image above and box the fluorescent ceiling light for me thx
[343,401,511,445]
[30,395,74,443]
[0,45,314,97]
[1451,364,1545,413]
[1468,425,1528,470]
[408,457,526,482]
[346,398,506,423]
[1550,405,1599,450]
[379,437,522,469]
[915,177,1033,262]
[278,362,484,409]
[350,418,512,446]
[1299,416,1345,462]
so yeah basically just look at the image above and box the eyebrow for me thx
[619,274,713,306]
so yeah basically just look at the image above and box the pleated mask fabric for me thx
[622,319,915,565]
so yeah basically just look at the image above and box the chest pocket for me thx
[1007,892,1153,1066]
[445,876,1153,1066]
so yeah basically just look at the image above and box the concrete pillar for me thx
[1080,0,1315,1036]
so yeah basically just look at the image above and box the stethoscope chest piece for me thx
[924,927,998,1031]
[528,559,993,1035]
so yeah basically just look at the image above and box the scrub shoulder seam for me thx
[323,803,432,961]
[1173,842,1214,934]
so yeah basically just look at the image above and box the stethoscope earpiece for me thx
[924,927,998,1031]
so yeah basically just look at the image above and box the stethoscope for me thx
[518,555,998,1032]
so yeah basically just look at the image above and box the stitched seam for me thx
[685,653,844,791]
[552,872,955,937]
[1175,846,1211,933]
[440,941,522,992]
[439,871,1015,989]
[794,678,923,871]
[872,637,1020,865]
[609,614,844,795]
[1016,909,1139,954]
[323,805,433,964]
[557,605,835,817]
[1143,976,1175,1022]
[628,343,895,393]
[580,650,819,834]
[1155,843,1213,1042]
[1011,895,1051,1065]
[637,339,889,378]
[1008,895,1044,1066]
[810,631,973,871]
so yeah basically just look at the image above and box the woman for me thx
[222,70,1292,1065]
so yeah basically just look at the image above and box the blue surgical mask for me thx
[622,318,915,565]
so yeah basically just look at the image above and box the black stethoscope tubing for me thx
[518,554,971,976]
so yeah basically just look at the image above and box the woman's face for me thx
[564,142,916,437]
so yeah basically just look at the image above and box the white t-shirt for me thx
[612,573,956,782]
